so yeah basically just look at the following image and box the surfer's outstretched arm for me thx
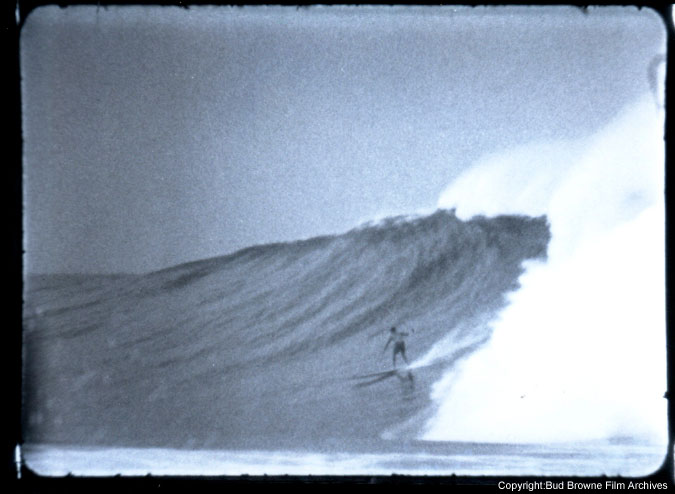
[383,337,392,353]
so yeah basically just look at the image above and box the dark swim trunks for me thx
[393,341,406,354]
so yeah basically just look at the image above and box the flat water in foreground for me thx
[24,440,667,477]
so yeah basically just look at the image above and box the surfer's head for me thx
[390,327,396,333]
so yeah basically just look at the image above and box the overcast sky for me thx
[21,5,665,274]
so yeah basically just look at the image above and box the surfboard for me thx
[351,368,414,388]
[350,369,400,380]
[350,360,433,381]
[353,370,399,387]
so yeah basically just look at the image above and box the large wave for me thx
[22,97,664,453]
[23,210,548,450]
[428,93,666,444]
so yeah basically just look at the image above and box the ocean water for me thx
[22,94,667,476]
[23,440,667,477]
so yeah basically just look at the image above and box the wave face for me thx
[23,210,548,450]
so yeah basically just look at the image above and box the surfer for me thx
[383,326,410,369]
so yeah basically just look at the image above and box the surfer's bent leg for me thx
[393,342,405,368]
[399,342,409,365]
